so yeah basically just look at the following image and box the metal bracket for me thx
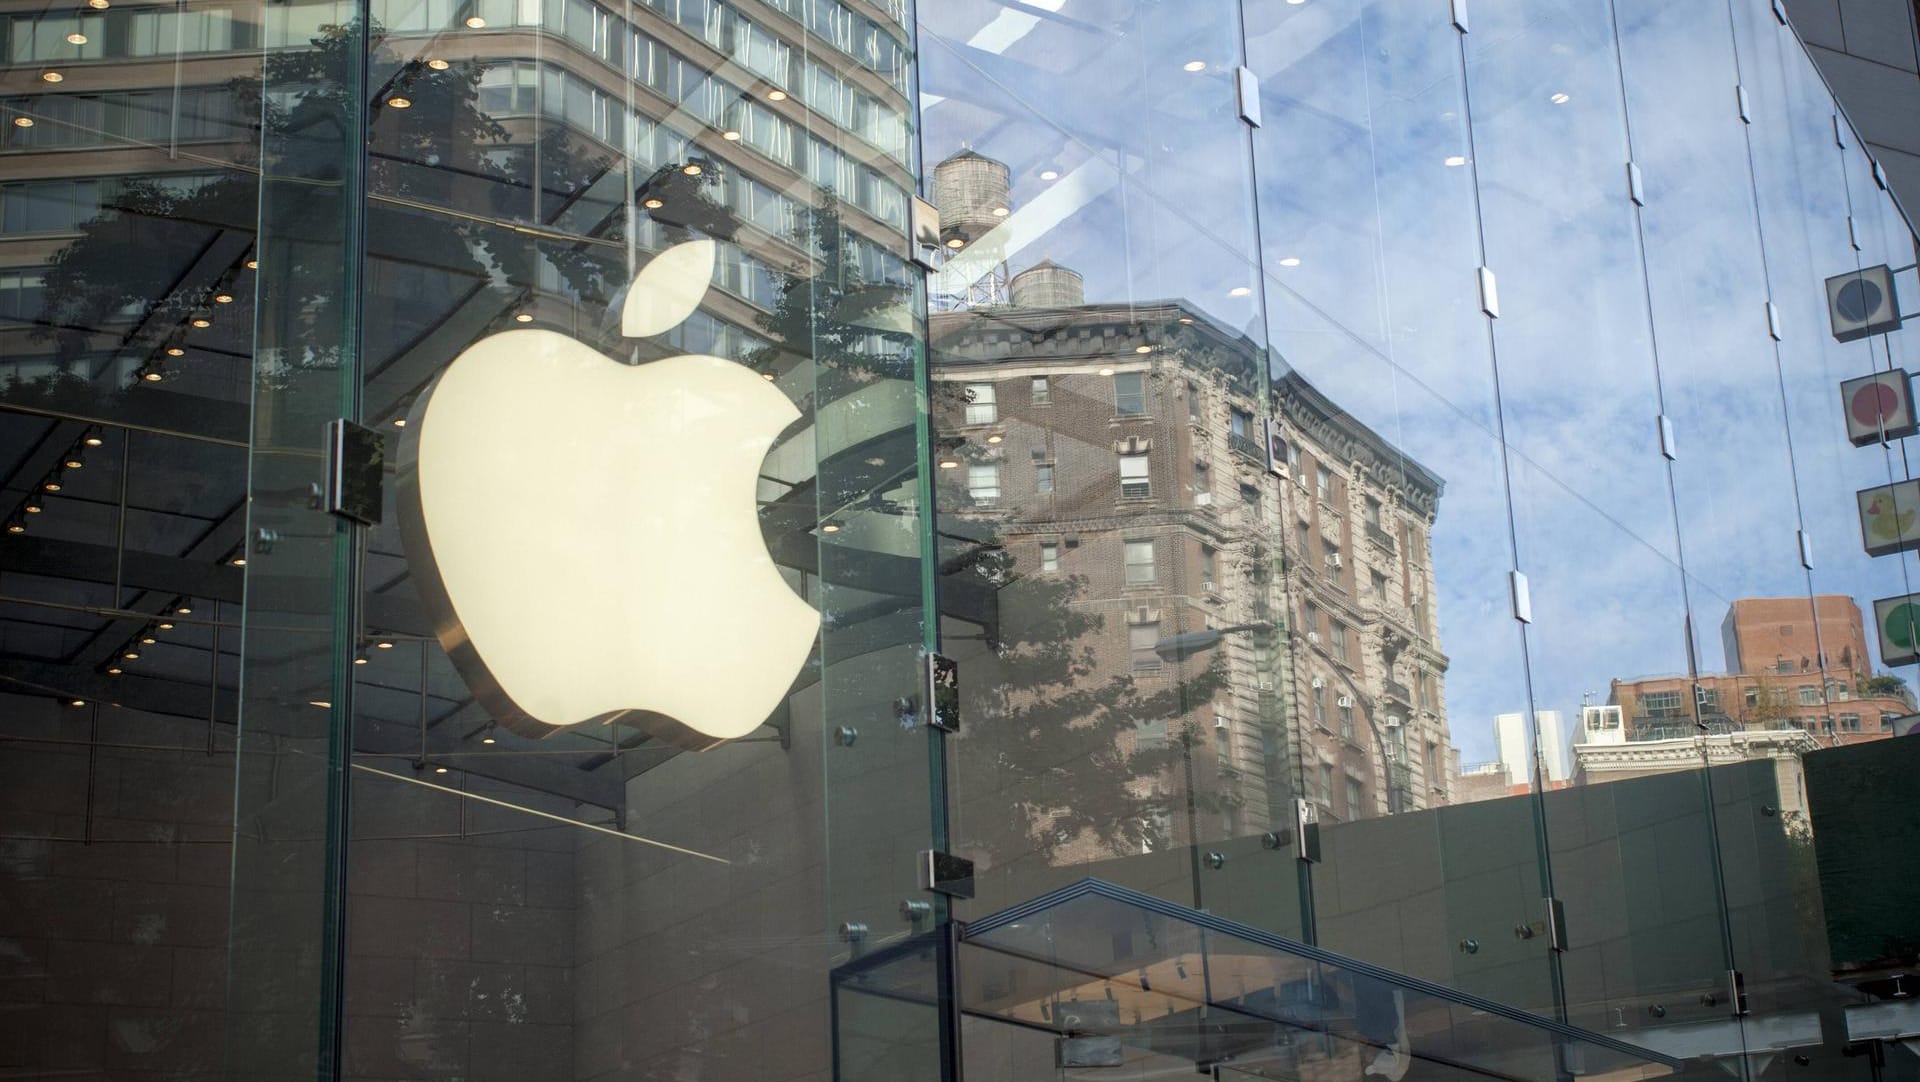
[910,195,941,270]
[1264,416,1287,478]
[1736,84,1752,124]
[1295,797,1321,863]
[1235,66,1262,128]
[920,850,975,899]
[1478,266,1500,318]
[1874,159,1889,190]
[1728,969,1750,1016]
[1450,0,1469,32]
[1834,113,1848,149]
[1799,529,1814,570]
[1509,570,1533,624]
[1849,215,1862,251]
[1627,160,1646,206]
[1766,300,1783,341]
[1544,896,1568,952]
[1658,414,1677,461]
[323,419,384,526]
[1772,0,1787,23]
[923,651,959,732]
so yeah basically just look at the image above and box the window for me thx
[1192,461,1210,504]
[1371,571,1388,603]
[1119,453,1150,499]
[1320,763,1336,804]
[1642,690,1682,718]
[1295,521,1311,559]
[966,464,999,505]
[1124,540,1156,585]
[1030,375,1050,405]
[1345,777,1364,819]
[1696,687,1719,711]
[1114,372,1145,416]
[1186,381,1200,421]
[1129,622,1161,671]
[1338,698,1355,740]
[1324,544,1342,576]
[1035,462,1054,494]
[1287,441,1302,471]
[1302,601,1320,640]
[1744,687,1759,709]
[1311,682,1327,725]
[1199,545,1216,585]
[1229,409,1252,439]
[1798,685,1820,706]
[1040,542,1059,572]
[1316,465,1332,503]
[1426,741,1440,791]
[1330,623,1348,664]
[1417,671,1433,709]
[1839,713,1861,732]
[1364,496,1382,527]
[963,382,996,425]
[1411,597,1430,636]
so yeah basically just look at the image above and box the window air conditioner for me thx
[1337,695,1352,708]
[1195,491,1213,506]
[1328,553,1343,569]
[1306,631,1320,645]
[1202,580,1217,594]
[1311,677,1325,690]
[1214,717,1230,730]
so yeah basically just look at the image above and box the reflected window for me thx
[1338,697,1354,741]
[1330,622,1348,664]
[1302,600,1320,639]
[1186,380,1200,422]
[1124,540,1156,586]
[1199,544,1216,586]
[1192,461,1211,506]
[1798,685,1820,706]
[1031,375,1050,405]
[1130,622,1161,672]
[1040,542,1059,572]
[1035,461,1054,494]
[966,464,999,505]
[1118,453,1150,499]
[1364,495,1382,527]
[964,382,996,425]
[1229,408,1252,440]
[1295,521,1311,559]
[1316,465,1332,503]
[1426,741,1440,791]
[1319,762,1335,804]
[1114,372,1145,416]
[1371,571,1388,603]
[1324,544,1342,577]
[1643,690,1682,718]
[1312,683,1328,726]
[1840,714,1861,732]
[1697,686,1720,712]
[1345,777,1364,819]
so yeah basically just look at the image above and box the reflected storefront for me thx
[0,0,1917,1079]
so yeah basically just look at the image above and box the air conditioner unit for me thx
[1336,695,1352,708]
[1306,631,1320,645]
[1328,553,1343,569]
[1195,491,1213,507]
[1202,580,1217,594]
[1310,677,1325,690]
[1214,717,1230,730]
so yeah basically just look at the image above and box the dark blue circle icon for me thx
[1836,277,1884,323]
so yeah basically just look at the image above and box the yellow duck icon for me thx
[1867,495,1916,541]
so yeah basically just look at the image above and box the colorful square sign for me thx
[1825,264,1902,342]
[1873,595,1920,668]
[1857,480,1920,557]
[1839,370,1918,446]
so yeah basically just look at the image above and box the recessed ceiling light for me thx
[767,89,787,101]
[643,197,664,209]
[393,417,406,427]
[426,58,450,70]
[681,163,702,176]
[244,259,259,270]
[991,206,1010,217]
[1444,155,1467,167]
[41,479,61,492]
[87,0,109,9]
[937,459,960,469]
[165,347,185,357]
[761,371,776,381]
[40,71,62,83]
[140,635,156,645]
[721,129,740,141]
[5,521,23,535]
[157,622,173,630]
[22,500,42,514]
[68,699,85,707]
[308,700,331,708]
[176,604,192,615]
[1039,170,1059,181]
[191,317,211,328]
[1279,257,1302,267]
[106,667,122,675]
[945,237,965,248]
[514,312,534,323]
[481,735,496,744]
[354,655,369,665]
[1550,92,1570,104]
[375,641,394,649]
[1229,286,1252,297]
[434,765,449,774]
[985,434,1004,444]
[214,293,234,304]
[864,456,886,467]
[65,32,87,44]
[1099,367,1116,376]
[123,650,140,660]
[464,15,486,26]
[1135,344,1152,354]
[1183,60,1206,72]
[819,521,841,533]
[230,556,246,566]
[82,430,104,447]
[141,368,163,382]
[387,96,412,109]
[12,117,33,128]
[1287,0,1306,5]
[1178,317,1194,324]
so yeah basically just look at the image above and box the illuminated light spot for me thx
[387,96,412,109]
[426,58,450,70]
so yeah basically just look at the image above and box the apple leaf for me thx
[621,239,715,338]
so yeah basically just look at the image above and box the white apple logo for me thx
[396,239,819,750]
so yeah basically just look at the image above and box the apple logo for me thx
[396,239,819,750]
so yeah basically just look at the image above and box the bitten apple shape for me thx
[396,240,818,749]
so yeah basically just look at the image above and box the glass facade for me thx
[0,0,1917,1078]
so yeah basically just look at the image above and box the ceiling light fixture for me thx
[393,417,407,427]
[643,196,665,209]
[68,699,85,708]
[434,765,449,774]
[88,0,109,8]
[123,650,140,660]
[65,32,87,44]
[681,162,703,176]
[1098,367,1116,376]
[1278,257,1302,267]
[991,206,1009,217]
[308,700,332,708]
[937,458,960,469]
[1550,92,1570,104]
[1444,155,1468,167]
[140,634,156,645]
[945,237,965,248]
[426,58,450,70]
[176,603,192,615]
[214,293,234,304]
[82,427,104,447]
[1039,169,1059,181]
[1229,286,1252,297]
[375,641,394,650]
[985,433,1004,444]
[721,129,740,141]
[156,622,173,631]
[41,476,62,493]
[12,117,33,128]
[63,449,85,469]
[514,312,534,323]
[138,363,165,383]
[230,555,245,566]
[191,317,211,328]
[106,667,122,675]
[4,516,24,535]
[40,71,62,83]
[464,14,486,26]
[387,96,412,109]
[244,259,258,270]
[22,497,43,514]
[1183,60,1206,72]
[1135,344,1153,354]
[819,521,841,534]
[767,89,787,101]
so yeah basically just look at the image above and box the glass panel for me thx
[920,0,1275,922]
[339,1,932,1080]
[0,0,265,1075]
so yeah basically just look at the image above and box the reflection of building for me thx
[1452,710,1570,803]
[1575,598,1909,809]
[930,247,1452,855]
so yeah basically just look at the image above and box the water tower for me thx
[930,149,1012,310]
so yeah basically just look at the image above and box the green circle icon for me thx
[1886,603,1920,652]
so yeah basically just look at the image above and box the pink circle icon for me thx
[1852,381,1900,426]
